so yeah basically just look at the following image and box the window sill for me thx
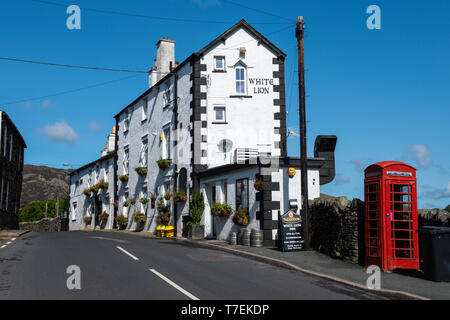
[229,95,252,98]
[141,118,147,124]
[212,69,226,73]
[212,121,228,124]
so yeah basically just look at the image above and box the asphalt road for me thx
[0,231,387,300]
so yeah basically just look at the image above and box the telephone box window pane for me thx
[368,193,377,201]
[393,185,409,193]
[393,194,409,202]
[368,184,377,193]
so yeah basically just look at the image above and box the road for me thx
[0,231,387,300]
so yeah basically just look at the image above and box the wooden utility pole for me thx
[44,202,48,219]
[55,197,59,218]
[296,16,310,250]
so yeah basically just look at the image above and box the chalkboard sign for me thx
[278,210,304,252]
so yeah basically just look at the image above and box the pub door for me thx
[384,180,419,270]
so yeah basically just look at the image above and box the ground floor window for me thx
[236,178,249,211]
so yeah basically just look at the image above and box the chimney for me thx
[148,59,158,88]
[156,37,175,82]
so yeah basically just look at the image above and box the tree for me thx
[445,205,450,212]
[19,198,69,222]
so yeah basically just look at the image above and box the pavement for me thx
[0,231,388,300]
[99,229,450,300]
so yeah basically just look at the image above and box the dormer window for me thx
[235,63,246,94]
[214,56,225,71]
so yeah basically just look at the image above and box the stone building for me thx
[68,128,116,230]
[0,110,27,229]
[69,20,337,245]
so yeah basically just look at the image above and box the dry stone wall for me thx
[309,196,365,265]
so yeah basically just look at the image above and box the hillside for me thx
[20,165,71,207]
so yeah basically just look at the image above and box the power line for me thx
[0,56,149,74]
[32,0,292,25]
[0,73,143,106]
[220,0,294,23]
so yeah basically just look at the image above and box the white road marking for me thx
[149,268,200,300]
[6,242,11,245]
[1,245,6,249]
[11,238,16,241]
[90,236,128,244]
[117,246,139,261]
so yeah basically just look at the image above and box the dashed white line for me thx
[149,268,200,300]
[0,245,6,249]
[116,246,139,261]
[6,242,12,245]
[11,238,16,241]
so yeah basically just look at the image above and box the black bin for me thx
[419,226,450,281]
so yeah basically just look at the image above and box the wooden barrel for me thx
[237,228,246,245]
[242,229,251,246]
[251,229,264,247]
[229,232,237,245]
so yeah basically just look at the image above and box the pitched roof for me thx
[196,19,286,58]
[0,110,27,148]
[114,19,286,119]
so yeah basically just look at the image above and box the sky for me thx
[0,0,449,209]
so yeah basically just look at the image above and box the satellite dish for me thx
[218,139,233,152]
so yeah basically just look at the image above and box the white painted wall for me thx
[69,156,115,231]
[200,27,282,168]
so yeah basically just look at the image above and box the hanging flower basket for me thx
[211,203,233,217]
[254,179,268,191]
[133,212,147,224]
[113,200,119,208]
[157,159,172,170]
[119,174,129,182]
[150,194,157,201]
[100,181,109,191]
[139,197,150,205]
[129,198,136,206]
[83,216,92,224]
[83,189,92,197]
[232,208,249,226]
[123,200,130,207]
[164,192,173,201]
[135,167,148,176]
[174,191,187,203]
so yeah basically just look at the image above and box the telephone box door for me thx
[385,180,419,270]
[365,181,382,268]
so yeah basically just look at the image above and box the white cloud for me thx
[335,174,350,184]
[89,120,102,132]
[407,144,432,168]
[41,121,80,143]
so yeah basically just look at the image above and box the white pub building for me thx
[69,20,337,246]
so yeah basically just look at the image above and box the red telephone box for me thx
[364,161,419,272]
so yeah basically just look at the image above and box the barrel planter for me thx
[251,229,264,247]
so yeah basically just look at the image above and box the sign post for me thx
[278,209,304,252]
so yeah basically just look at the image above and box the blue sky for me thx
[0,0,449,208]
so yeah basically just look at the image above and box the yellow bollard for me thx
[160,225,166,238]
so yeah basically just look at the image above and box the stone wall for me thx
[418,209,450,227]
[309,196,365,265]
[19,217,64,232]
